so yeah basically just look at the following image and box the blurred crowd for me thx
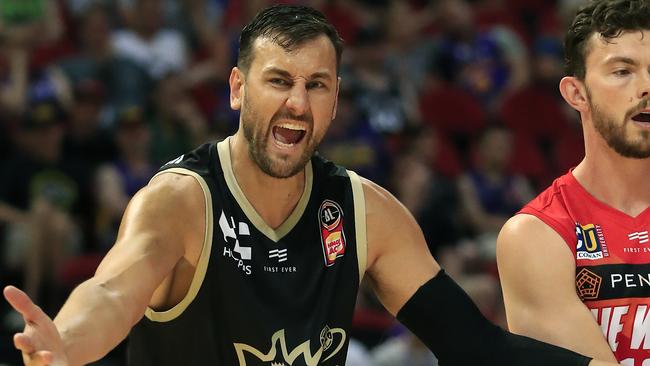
[0,0,589,365]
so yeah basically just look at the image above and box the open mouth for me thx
[272,123,307,146]
[632,112,650,123]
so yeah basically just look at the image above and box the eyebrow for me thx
[263,67,333,81]
[603,56,638,66]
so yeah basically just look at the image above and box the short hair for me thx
[237,4,344,74]
[564,0,650,80]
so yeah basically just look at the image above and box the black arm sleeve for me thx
[396,270,592,366]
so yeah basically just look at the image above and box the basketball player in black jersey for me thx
[4,4,622,366]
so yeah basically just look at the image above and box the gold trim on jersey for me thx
[144,168,214,322]
[217,137,313,243]
[347,170,367,282]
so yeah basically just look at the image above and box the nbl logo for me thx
[320,201,341,231]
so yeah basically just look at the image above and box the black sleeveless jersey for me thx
[127,137,367,366]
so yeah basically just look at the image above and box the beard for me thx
[587,88,650,159]
[240,92,319,178]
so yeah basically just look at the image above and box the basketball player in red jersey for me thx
[498,0,650,365]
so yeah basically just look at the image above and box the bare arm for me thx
[4,173,205,365]
[362,177,440,315]
[497,214,617,362]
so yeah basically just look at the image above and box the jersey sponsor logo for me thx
[576,268,602,301]
[319,200,346,266]
[269,248,288,262]
[576,223,609,260]
[576,264,650,301]
[264,248,297,273]
[629,231,649,244]
[233,326,346,366]
[219,210,253,275]
[591,304,650,356]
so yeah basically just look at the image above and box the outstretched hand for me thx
[3,286,68,366]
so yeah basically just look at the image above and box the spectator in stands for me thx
[59,3,152,112]
[458,125,534,257]
[149,73,208,165]
[385,0,437,94]
[391,127,467,258]
[95,105,156,250]
[0,101,93,311]
[433,0,529,108]
[112,0,188,80]
[319,89,390,185]
[0,3,71,117]
[62,78,116,169]
[345,26,410,133]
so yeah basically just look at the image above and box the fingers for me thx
[32,350,55,365]
[16,334,55,365]
[14,333,36,353]
[3,286,47,323]
[22,350,55,366]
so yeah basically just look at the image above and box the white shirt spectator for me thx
[346,338,373,366]
[112,28,187,79]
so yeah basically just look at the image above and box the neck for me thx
[229,132,306,229]
[573,125,650,217]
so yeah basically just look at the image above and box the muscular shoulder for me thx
[498,214,566,255]
[499,214,554,242]
[120,172,206,255]
[359,177,411,228]
[497,214,575,288]
[145,171,203,198]
[359,178,428,262]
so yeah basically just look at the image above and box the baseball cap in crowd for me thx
[115,105,147,130]
[21,100,65,130]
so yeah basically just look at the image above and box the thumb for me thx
[3,286,48,323]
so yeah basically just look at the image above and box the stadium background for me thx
[0,0,588,364]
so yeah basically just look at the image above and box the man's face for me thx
[233,35,339,178]
[583,30,650,158]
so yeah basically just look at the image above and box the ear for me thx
[331,77,341,120]
[559,76,589,113]
[229,67,244,111]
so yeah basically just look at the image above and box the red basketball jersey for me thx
[519,171,650,365]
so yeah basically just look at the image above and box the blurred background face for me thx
[437,0,474,35]
[81,6,111,52]
[135,0,163,35]
[117,121,150,157]
[25,124,65,163]
[479,128,512,170]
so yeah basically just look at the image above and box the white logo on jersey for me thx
[269,248,288,262]
[164,154,184,165]
[629,231,649,244]
[219,211,252,275]
[592,305,650,353]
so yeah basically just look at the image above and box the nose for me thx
[639,70,650,99]
[285,83,309,117]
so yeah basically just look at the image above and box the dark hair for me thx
[565,0,650,79]
[237,4,344,74]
